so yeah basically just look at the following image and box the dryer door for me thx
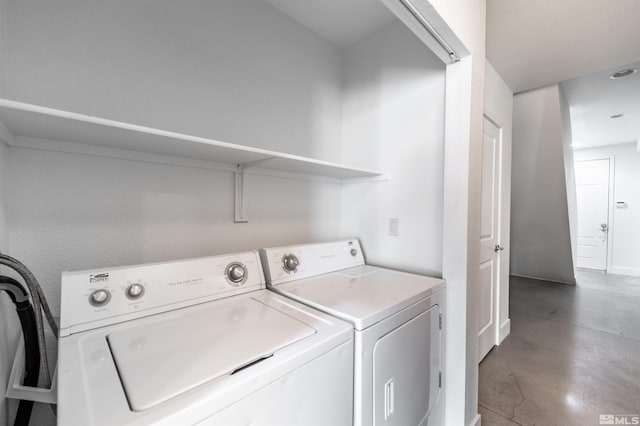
[372,304,441,426]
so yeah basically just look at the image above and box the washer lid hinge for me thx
[439,313,442,330]
[438,372,442,388]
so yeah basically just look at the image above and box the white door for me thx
[478,116,502,361]
[575,159,610,270]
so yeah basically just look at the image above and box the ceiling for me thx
[487,0,640,93]
[563,61,640,150]
[264,0,396,48]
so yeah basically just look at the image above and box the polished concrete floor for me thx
[479,271,640,426]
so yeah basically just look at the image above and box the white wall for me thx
[574,143,640,277]
[484,60,513,344]
[5,0,344,162]
[8,145,343,315]
[511,84,576,284]
[341,21,445,277]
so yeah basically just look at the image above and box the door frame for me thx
[574,156,615,272]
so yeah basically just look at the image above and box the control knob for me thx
[126,283,145,300]
[89,289,111,307]
[282,254,299,273]
[226,263,247,285]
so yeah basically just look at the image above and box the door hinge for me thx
[439,313,442,330]
[438,372,442,388]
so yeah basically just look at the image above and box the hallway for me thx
[479,271,640,425]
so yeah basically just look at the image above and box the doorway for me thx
[575,158,611,271]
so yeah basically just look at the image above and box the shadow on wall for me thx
[510,84,576,285]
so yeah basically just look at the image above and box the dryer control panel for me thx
[59,251,264,336]
[260,239,365,286]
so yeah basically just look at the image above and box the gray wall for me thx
[0,141,13,426]
[0,0,14,422]
[511,84,576,284]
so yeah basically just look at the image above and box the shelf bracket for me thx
[234,164,249,223]
[234,157,277,223]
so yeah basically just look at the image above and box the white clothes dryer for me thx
[57,251,353,425]
[260,239,445,426]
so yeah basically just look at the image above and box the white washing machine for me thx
[57,251,354,425]
[260,239,445,426]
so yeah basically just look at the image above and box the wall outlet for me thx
[389,218,399,236]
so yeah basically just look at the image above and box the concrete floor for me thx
[478,271,640,426]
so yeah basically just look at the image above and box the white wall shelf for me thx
[0,99,388,222]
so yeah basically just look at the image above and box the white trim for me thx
[469,413,482,426]
[442,56,473,426]
[510,273,575,286]
[608,266,640,278]
[397,0,461,62]
[498,318,511,344]
[378,0,469,65]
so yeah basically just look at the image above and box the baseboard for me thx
[469,413,481,426]
[498,318,511,344]
[608,266,640,278]
[510,273,575,286]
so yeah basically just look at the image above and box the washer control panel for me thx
[260,239,365,286]
[60,251,264,336]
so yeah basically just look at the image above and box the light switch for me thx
[389,218,399,236]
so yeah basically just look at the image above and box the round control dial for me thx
[125,283,145,300]
[350,248,358,257]
[282,254,300,273]
[89,289,111,307]
[225,262,248,286]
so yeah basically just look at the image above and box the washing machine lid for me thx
[107,297,315,411]
[271,265,444,331]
